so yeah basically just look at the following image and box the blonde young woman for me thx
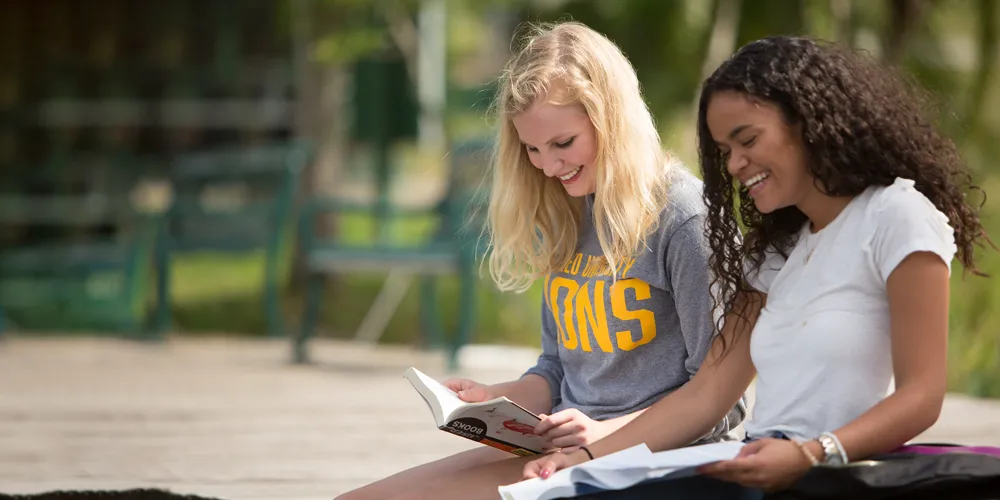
[334,21,745,500]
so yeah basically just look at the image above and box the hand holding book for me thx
[441,377,494,403]
[534,408,611,453]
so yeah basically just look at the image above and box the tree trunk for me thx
[289,0,350,294]
[964,0,997,135]
[693,0,744,112]
[882,0,926,65]
[830,0,855,46]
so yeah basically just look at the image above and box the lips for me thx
[558,165,583,184]
[743,172,769,188]
[559,166,581,181]
[742,171,770,198]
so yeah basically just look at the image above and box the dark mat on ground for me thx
[0,490,226,500]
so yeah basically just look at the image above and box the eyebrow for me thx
[727,124,751,140]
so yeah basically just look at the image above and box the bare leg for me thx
[388,453,539,500]
[335,446,512,500]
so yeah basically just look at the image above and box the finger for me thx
[700,464,744,484]
[442,378,473,392]
[703,469,742,484]
[442,379,488,402]
[702,462,757,485]
[522,460,544,479]
[540,420,585,440]
[533,409,579,435]
[548,433,586,449]
[736,439,769,458]
[700,458,754,476]
[523,457,558,480]
[533,415,563,436]
[460,387,491,402]
[698,461,727,476]
[442,380,487,401]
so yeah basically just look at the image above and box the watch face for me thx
[819,436,842,464]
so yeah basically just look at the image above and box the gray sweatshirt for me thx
[524,166,746,442]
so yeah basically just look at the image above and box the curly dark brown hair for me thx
[697,35,992,344]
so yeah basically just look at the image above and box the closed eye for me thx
[555,137,576,149]
[741,136,757,148]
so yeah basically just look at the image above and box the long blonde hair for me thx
[487,21,673,293]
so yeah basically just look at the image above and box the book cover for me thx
[404,367,547,456]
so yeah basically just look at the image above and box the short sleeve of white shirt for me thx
[870,178,958,282]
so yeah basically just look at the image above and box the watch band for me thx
[817,433,847,465]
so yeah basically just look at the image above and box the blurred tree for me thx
[283,0,395,286]
[883,0,927,66]
[965,0,997,138]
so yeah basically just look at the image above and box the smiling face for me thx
[705,91,815,214]
[512,99,599,197]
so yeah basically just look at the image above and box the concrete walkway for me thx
[0,337,997,499]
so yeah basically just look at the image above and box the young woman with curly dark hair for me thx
[516,35,992,497]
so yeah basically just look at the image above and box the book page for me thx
[404,367,466,426]
[643,441,744,469]
[498,444,653,500]
[497,441,745,500]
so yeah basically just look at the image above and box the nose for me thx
[538,151,565,177]
[726,150,749,177]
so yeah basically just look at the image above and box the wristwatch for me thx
[817,433,847,465]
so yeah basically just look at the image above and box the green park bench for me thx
[293,138,493,370]
[0,192,159,337]
[152,141,313,337]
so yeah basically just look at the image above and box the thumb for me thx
[736,439,768,458]
[458,385,489,402]
[523,457,557,480]
[522,459,543,480]
[442,378,471,392]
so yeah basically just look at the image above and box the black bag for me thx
[770,444,1000,500]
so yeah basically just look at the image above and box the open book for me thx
[404,367,546,456]
[497,441,745,500]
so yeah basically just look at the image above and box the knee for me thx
[335,483,419,500]
[333,488,373,500]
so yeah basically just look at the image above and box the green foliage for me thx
[524,1,713,125]
[314,30,387,64]
[298,0,395,66]
[735,0,806,46]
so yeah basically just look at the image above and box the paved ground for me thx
[0,336,998,500]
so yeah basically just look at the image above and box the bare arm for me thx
[454,291,562,417]
[560,291,763,466]
[488,374,554,416]
[600,408,650,430]
[695,252,953,491]
[817,251,950,461]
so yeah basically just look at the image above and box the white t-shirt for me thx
[743,177,957,441]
